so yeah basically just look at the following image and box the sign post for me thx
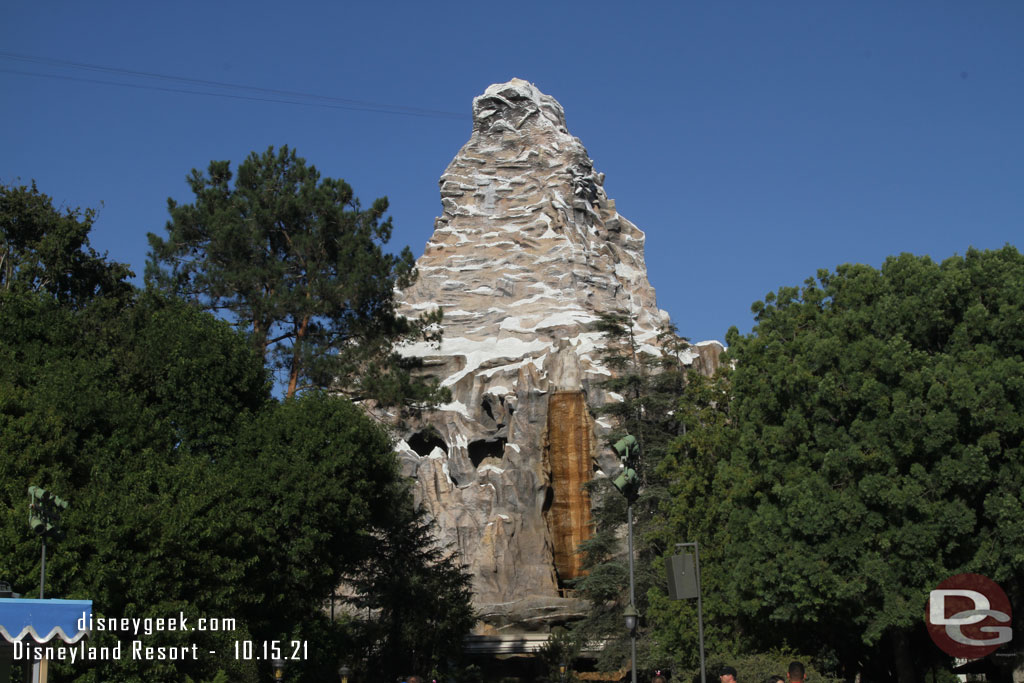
[668,542,706,683]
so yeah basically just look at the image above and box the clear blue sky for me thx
[3,1,1022,344]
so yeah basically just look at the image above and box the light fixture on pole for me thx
[623,603,639,633]
[338,663,352,683]
[28,486,69,600]
[272,657,286,681]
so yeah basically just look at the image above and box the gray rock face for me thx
[392,79,721,634]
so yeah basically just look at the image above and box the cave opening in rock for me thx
[468,437,506,468]
[407,429,448,457]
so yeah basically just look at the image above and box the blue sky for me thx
[3,1,1022,345]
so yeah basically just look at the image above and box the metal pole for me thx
[39,535,46,600]
[675,543,706,683]
[694,542,706,683]
[627,503,637,683]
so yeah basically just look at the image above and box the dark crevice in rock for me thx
[468,438,506,468]
[481,398,495,422]
[542,486,554,514]
[408,429,447,457]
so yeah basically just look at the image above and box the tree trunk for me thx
[285,315,310,399]
[889,629,916,683]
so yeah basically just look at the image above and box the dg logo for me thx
[926,573,1013,658]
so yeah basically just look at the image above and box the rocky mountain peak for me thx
[472,78,569,135]
[403,78,669,363]
[391,79,720,637]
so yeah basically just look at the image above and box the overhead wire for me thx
[0,51,470,120]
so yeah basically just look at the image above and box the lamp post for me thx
[611,436,640,683]
[338,663,352,683]
[272,657,286,681]
[625,506,638,683]
[28,486,69,600]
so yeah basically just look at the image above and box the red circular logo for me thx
[926,573,1013,658]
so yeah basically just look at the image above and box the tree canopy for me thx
[657,247,1024,681]
[1,181,132,306]
[146,145,444,402]
[2,183,474,682]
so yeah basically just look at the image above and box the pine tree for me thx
[344,495,476,680]
[146,145,445,403]
[571,312,693,673]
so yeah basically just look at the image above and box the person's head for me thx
[652,671,668,683]
[718,666,738,683]
[767,677,785,683]
[787,662,805,682]
[407,676,425,683]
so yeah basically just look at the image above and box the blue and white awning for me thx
[0,599,92,644]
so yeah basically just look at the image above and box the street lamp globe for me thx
[623,604,639,633]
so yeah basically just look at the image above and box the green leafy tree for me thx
[227,392,406,630]
[1,181,132,306]
[661,247,1024,682]
[2,183,473,681]
[1,289,267,682]
[0,289,454,682]
[146,145,445,402]
[647,368,740,676]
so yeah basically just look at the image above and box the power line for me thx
[0,51,470,120]
[0,68,466,119]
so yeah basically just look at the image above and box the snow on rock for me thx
[387,78,723,632]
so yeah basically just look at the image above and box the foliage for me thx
[184,671,230,683]
[1,185,475,681]
[572,313,695,672]
[345,495,476,681]
[229,392,401,635]
[1,181,132,306]
[536,627,583,683]
[658,247,1024,681]
[1,289,266,681]
[591,313,693,478]
[0,288,462,681]
[646,368,739,674]
[697,651,840,683]
[146,145,445,402]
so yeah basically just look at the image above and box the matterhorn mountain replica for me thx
[393,79,720,642]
